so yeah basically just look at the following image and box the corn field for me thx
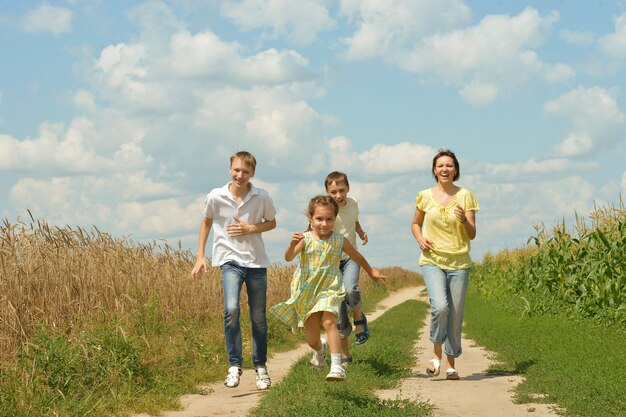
[471,200,626,326]
[0,216,418,363]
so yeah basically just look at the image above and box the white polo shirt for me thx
[203,182,276,267]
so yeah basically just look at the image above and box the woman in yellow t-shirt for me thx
[411,148,479,381]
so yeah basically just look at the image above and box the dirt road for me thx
[136,286,560,417]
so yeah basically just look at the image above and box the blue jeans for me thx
[220,261,268,367]
[421,264,470,358]
[337,258,361,337]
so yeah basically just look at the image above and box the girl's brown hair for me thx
[307,195,339,217]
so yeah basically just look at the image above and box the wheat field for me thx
[0,217,419,363]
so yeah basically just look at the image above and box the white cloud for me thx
[21,2,73,36]
[221,0,334,45]
[483,157,598,179]
[598,12,626,60]
[341,0,472,61]
[553,132,593,157]
[93,42,172,110]
[458,82,499,107]
[116,198,202,235]
[342,5,573,105]
[73,90,96,112]
[0,119,152,174]
[76,2,331,188]
[559,29,595,46]
[544,86,626,157]
[168,30,312,84]
[476,175,597,254]
[91,29,314,116]
[328,137,436,177]
[193,87,321,156]
[9,174,185,236]
[621,171,626,193]
[9,177,112,227]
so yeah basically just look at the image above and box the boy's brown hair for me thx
[230,151,257,173]
[324,171,349,190]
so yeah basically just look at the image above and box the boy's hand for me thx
[191,258,208,279]
[227,217,251,236]
[370,268,388,282]
[358,230,368,245]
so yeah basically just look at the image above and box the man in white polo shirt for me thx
[191,151,276,390]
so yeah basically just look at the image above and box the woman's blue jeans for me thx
[421,264,470,358]
[220,261,268,367]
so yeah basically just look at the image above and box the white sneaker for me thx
[224,366,242,388]
[310,338,327,368]
[325,366,346,382]
[255,366,271,390]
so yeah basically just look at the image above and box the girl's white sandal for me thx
[426,359,441,377]
[446,368,459,380]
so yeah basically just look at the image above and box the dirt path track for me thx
[136,286,559,417]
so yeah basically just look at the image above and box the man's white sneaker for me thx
[255,366,271,390]
[310,338,327,368]
[224,366,242,388]
[325,366,346,382]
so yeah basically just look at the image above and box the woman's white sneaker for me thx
[224,366,242,388]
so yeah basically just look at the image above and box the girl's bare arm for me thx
[284,232,305,262]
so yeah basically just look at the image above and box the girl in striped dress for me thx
[271,195,387,382]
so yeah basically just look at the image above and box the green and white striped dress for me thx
[271,231,346,329]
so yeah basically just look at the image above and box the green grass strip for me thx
[252,300,431,417]
[464,293,626,417]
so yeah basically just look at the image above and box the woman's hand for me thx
[418,237,434,252]
[454,205,467,224]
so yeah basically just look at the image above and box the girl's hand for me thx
[454,205,467,224]
[370,268,388,282]
[418,237,434,252]
[290,232,304,247]
[358,230,368,245]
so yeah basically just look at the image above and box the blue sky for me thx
[1,0,625,271]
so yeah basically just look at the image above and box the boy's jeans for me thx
[421,264,470,358]
[220,261,268,367]
[337,258,361,337]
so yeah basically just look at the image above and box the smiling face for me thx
[309,204,336,239]
[433,155,457,184]
[229,158,254,191]
[326,181,349,207]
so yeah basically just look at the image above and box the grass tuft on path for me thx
[464,293,626,417]
[251,300,431,417]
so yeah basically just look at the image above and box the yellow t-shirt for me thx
[334,197,359,259]
[415,188,479,269]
